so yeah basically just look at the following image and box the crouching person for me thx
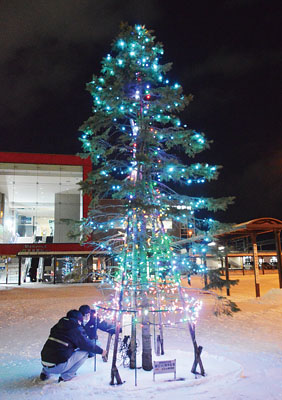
[79,305,119,361]
[79,304,116,341]
[40,309,106,382]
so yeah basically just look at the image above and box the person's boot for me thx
[40,372,49,381]
[58,374,77,383]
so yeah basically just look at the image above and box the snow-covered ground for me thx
[1,273,282,400]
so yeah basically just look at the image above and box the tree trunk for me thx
[141,294,153,371]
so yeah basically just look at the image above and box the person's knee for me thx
[75,350,89,361]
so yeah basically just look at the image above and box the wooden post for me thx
[251,234,260,297]
[225,256,230,296]
[220,257,224,275]
[178,287,205,376]
[18,256,22,286]
[102,333,112,362]
[203,257,208,287]
[6,261,8,284]
[274,230,282,289]
[110,306,123,385]
[53,257,57,285]
[110,274,124,385]
[189,322,205,376]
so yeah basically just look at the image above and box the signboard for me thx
[19,216,32,225]
[22,244,48,252]
[153,359,176,381]
[122,313,132,337]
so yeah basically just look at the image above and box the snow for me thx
[1,274,282,400]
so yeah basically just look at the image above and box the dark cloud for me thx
[224,0,262,6]
[216,149,282,222]
[0,0,160,118]
[189,50,282,79]
[0,0,160,59]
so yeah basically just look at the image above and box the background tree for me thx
[78,23,234,381]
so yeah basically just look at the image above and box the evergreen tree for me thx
[79,23,233,382]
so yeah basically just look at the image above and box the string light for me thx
[78,23,231,372]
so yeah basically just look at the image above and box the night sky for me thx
[0,0,281,223]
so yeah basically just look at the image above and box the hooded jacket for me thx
[84,310,115,340]
[41,316,103,365]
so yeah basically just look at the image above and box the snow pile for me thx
[256,288,282,304]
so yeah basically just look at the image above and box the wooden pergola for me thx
[215,217,282,297]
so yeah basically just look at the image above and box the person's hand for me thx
[102,349,107,357]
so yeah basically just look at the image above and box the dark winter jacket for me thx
[83,310,116,340]
[41,316,103,365]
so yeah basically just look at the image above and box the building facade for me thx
[0,152,97,284]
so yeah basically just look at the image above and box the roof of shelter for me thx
[215,217,282,241]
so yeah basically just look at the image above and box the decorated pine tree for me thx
[78,23,233,383]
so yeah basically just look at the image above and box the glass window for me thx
[0,163,83,244]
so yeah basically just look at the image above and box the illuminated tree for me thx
[79,23,233,383]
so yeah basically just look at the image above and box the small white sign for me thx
[153,359,176,381]
[122,313,132,337]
